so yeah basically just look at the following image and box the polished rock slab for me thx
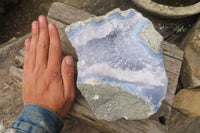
[65,8,168,121]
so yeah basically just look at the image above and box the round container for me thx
[131,0,200,18]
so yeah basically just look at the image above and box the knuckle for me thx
[34,66,41,76]
[29,47,35,54]
[54,45,60,51]
[64,68,74,77]
[40,24,46,30]
[52,42,61,50]
[65,71,74,77]
[39,80,49,91]
[25,47,29,53]
[32,29,38,35]
[52,45,61,54]
[32,31,38,36]
[38,41,48,49]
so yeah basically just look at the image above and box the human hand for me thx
[22,15,75,117]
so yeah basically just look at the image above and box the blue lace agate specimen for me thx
[65,9,168,121]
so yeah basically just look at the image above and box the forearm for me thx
[8,104,63,133]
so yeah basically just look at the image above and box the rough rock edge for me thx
[141,25,163,53]
[65,8,163,53]
[77,83,155,122]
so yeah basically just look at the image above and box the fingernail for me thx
[25,39,30,45]
[48,23,54,30]
[65,56,74,65]
[39,15,44,23]
[25,39,30,52]
[32,21,37,29]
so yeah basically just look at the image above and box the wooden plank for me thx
[164,55,182,75]
[0,33,31,63]
[9,66,22,89]
[161,41,184,61]
[15,56,24,68]
[48,2,95,25]
[162,42,183,106]
[19,48,25,57]
[0,84,23,128]
[164,72,179,105]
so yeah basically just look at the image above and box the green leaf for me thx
[173,25,187,33]
[173,25,180,32]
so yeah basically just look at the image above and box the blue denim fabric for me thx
[8,104,63,133]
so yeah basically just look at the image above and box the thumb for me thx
[61,56,75,99]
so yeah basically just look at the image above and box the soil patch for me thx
[0,0,55,44]
[152,0,200,7]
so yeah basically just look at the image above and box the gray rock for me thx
[180,18,200,88]
[65,8,168,121]
[173,88,200,117]
[78,83,151,121]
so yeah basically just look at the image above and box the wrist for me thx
[11,104,64,133]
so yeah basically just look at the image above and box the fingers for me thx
[29,21,39,71]
[36,16,50,69]
[61,56,75,99]
[47,23,62,72]
[26,16,62,75]
[23,38,31,75]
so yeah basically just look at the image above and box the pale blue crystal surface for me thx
[65,9,168,120]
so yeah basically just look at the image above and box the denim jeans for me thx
[5,104,63,133]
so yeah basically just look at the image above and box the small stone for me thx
[66,8,168,121]
[173,89,200,117]
[8,37,17,42]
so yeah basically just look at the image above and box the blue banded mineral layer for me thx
[65,8,168,121]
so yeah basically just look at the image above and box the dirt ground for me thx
[0,0,54,44]
[152,0,199,6]
[0,0,199,46]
